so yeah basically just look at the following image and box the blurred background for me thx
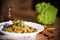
[0,0,60,22]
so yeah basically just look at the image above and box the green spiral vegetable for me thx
[36,2,58,24]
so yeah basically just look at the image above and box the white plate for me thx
[0,21,44,37]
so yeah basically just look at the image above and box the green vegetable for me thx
[35,3,41,13]
[36,2,58,24]
[13,20,25,27]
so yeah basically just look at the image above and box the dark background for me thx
[0,0,60,17]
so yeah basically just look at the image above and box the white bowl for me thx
[0,21,44,40]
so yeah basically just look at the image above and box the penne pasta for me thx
[3,20,37,33]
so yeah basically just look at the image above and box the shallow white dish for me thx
[0,21,44,37]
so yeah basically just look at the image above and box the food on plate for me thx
[35,2,58,24]
[3,20,37,33]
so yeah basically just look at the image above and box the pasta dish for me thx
[3,20,37,33]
